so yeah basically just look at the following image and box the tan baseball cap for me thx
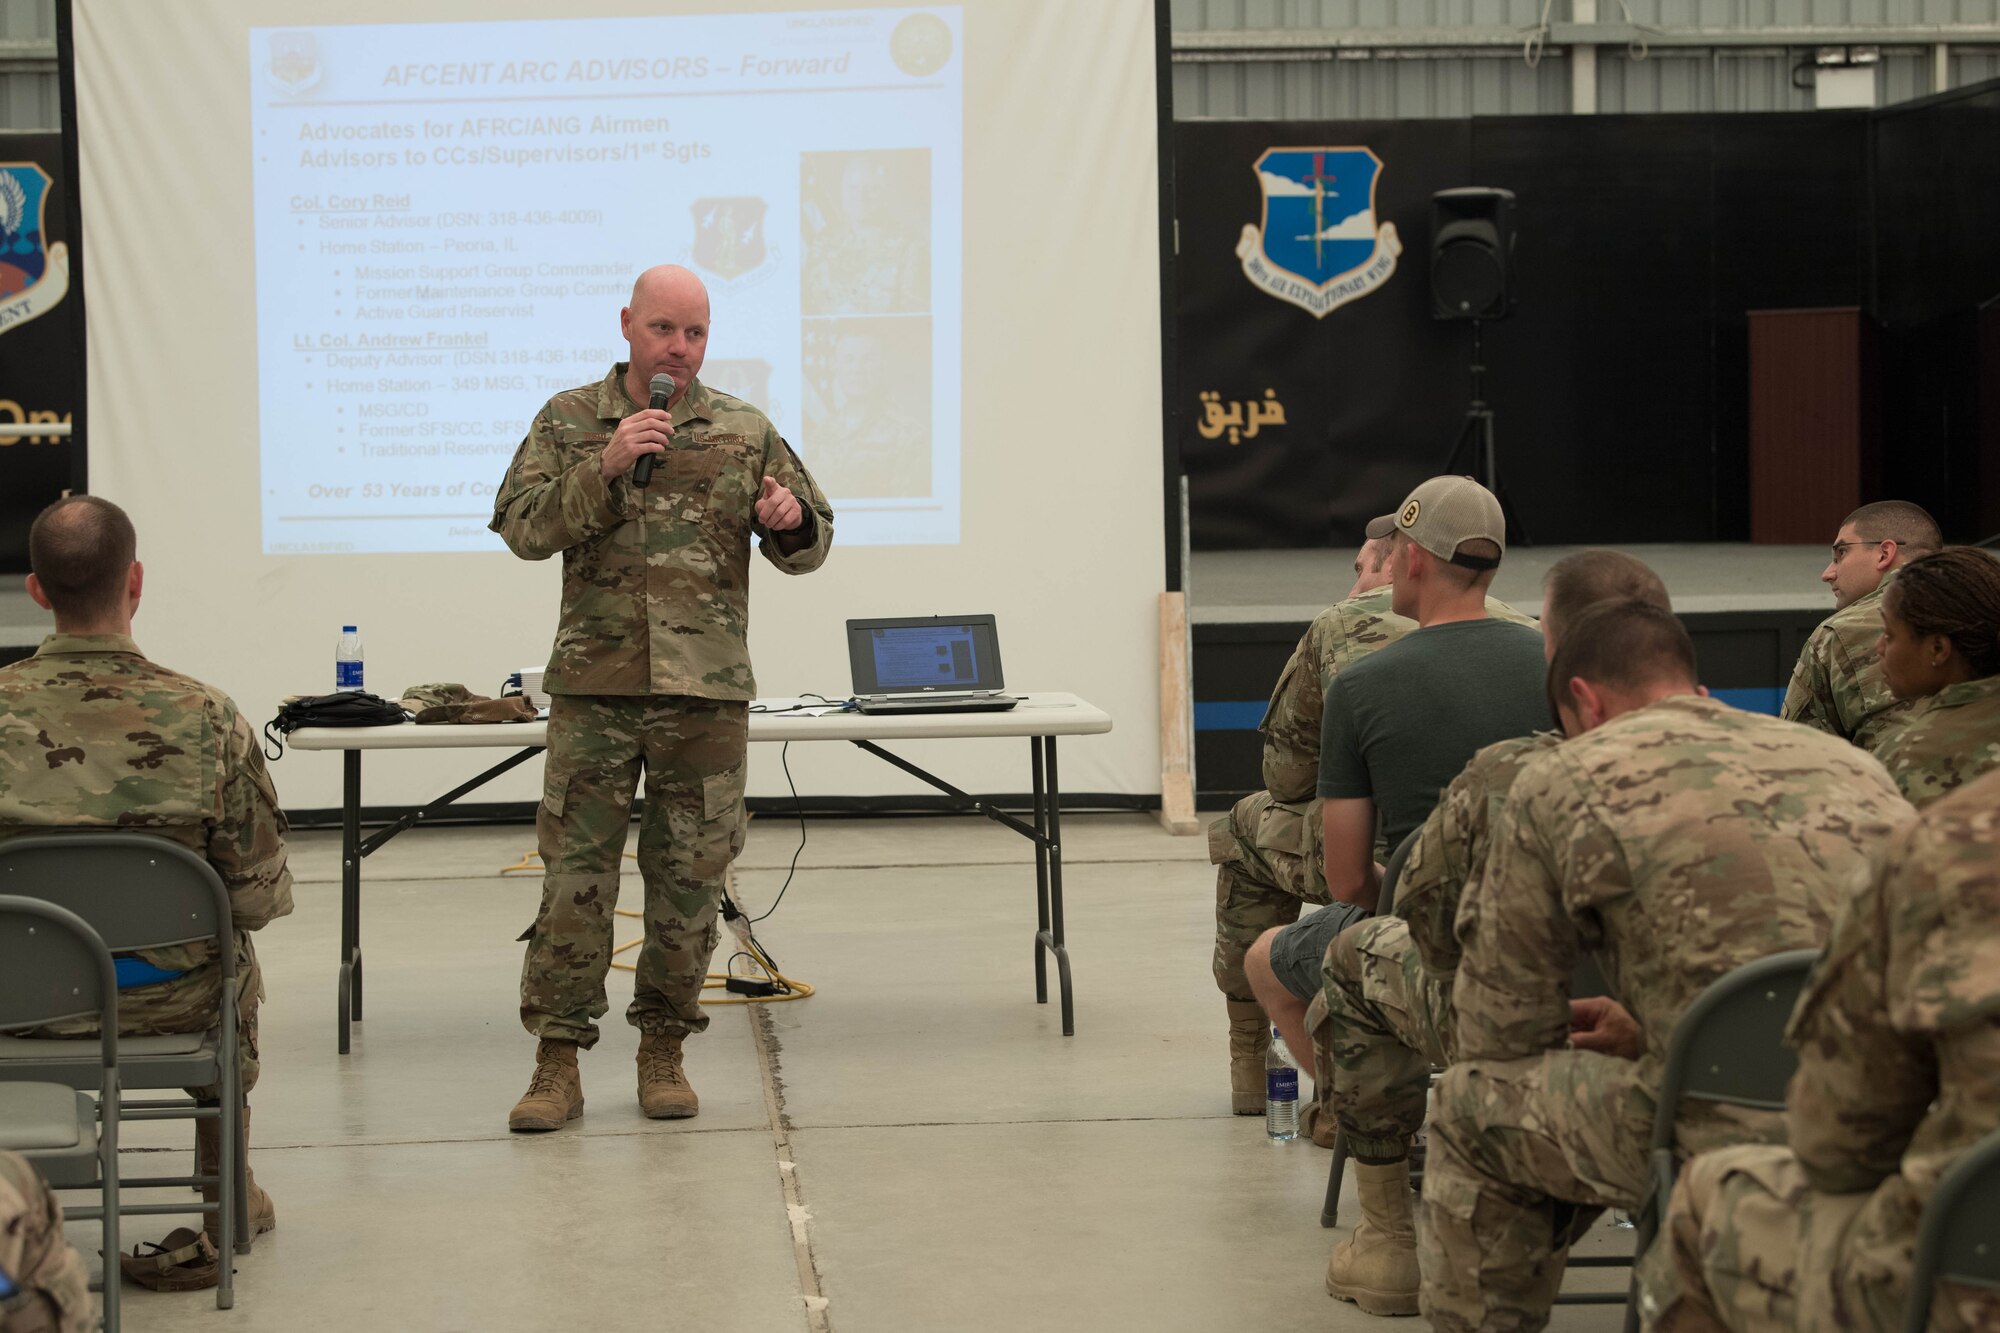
[1366,476,1506,570]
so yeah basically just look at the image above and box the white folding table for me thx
[285,693,1113,1052]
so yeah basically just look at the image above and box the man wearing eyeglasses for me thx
[1781,501,1941,749]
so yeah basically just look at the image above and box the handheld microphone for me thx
[632,372,676,487]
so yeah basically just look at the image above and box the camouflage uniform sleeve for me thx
[1258,627,1322,804]
[1784,826,1934,1194]
[1822,626,1878,740]
[0,1151,91,1331]
[487,405,637,560]
[1398,769,1479,981]
[1869,719,1925,807]
[756,431,834,574]
[1450,760,1589,1062]
[207,698,294,932]
[1780,629,1837,734]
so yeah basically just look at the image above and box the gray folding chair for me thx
[0,895,122,1332]
[1322,827,1421,1228]
[1903,1126,2000,1333]
[0,832,246,1310]
[1607,948,1822,1328]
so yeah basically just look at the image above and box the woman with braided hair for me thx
[1869,546,2000,806]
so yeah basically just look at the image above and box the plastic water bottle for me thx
[335,626,364,692]
[1265,1026,1299,1141]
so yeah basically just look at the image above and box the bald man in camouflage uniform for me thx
[1312,550,1670,1315]
[1209,533,1533,1113]
[1781,500,1939,749]
[0,1152,92,1332]
[493,265,833,1131]
[1637,769,2000,1333]
[1421,600,1911,1333]
[0,496,293,1250]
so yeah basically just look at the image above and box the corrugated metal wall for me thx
[1173,0,2000,116]
[4,1,1996,128]
[0,0,57,130]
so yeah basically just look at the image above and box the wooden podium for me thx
[1748,307,1879,544]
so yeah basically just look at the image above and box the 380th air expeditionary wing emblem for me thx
[0,163,69,337]
[1236,147,1400,319]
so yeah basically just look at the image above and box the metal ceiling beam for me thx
[1172,22,2000,58]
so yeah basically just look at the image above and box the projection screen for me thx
[72,0,1164,812]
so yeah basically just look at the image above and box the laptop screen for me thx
[847,616,1005,695]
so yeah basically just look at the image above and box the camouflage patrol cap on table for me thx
[399,682,537,725]
[1365,476,1506,570]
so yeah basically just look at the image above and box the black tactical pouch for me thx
[263,691,409,758]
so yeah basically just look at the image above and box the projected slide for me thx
[250,8,961,555]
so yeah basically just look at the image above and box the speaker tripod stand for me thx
[1440,320,1530,546]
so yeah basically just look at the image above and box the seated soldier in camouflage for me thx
[1421,600,1911,1333]
[1638,769,2000,1333]
[1309,549,1671,1317]
[1208,533,1407,1115]
[1868,546,2000,807]
[0,1150,92,1332]
[1781,500,1940,748]
[0,497,293,1272]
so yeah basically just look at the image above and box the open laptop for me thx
[847,615,1020,714]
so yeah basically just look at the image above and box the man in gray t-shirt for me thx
[1246,476,1548,1084]
[1317,618,1549,855]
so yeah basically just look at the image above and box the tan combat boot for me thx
[196,1109,277,1249]
[1227,1000,1271,1115]
[1326,1158,1421,1316]
[508,1039,584,1132]
[637,1033,699,1119]
[1299,1095,1340,1149]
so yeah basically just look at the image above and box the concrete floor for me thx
[65,814,1632,1332]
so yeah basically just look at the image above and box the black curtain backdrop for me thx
[1176,120,1471,550]
[1871,80,2000,539]
[0,132,80,571]
[1177,110,1896,549]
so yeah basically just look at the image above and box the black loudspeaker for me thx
[1431,188,1517,321]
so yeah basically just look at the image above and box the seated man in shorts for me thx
[1245,476,1548,1117]
[1212,516,1536,1115]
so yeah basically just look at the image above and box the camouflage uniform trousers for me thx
[1419,1051,1657,1333]
[1208,789,1328,1003]
[1303,917,1450,1162]
[521,693,748,1047]
[28,933,263,1100]
[0,1151,93,1333]
[1636,1145,2000,1333]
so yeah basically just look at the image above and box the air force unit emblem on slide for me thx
[1236,147,1401,319]
[0,163,69,337]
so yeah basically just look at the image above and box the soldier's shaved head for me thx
[1824,500,1942,609]
[621,265,711,407]
[629,264,709,319]
[27,495,136,624]
[1844,500,1940,554]
[1541,551,1671,645]
[1546,599,1699,729]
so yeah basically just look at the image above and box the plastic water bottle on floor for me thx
[1265,1027,1299,1141]
[335,626,364,692]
